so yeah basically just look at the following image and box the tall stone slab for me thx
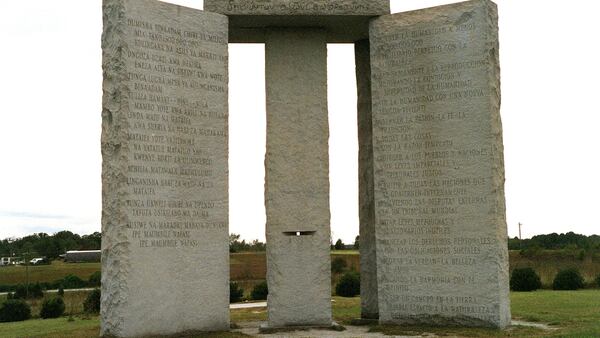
[370,0,510,328]
[264,29,332,328]
[355,40,378,320]
[101,0,229,336]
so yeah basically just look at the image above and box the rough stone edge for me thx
[101,0,130,336]
[372,0,494,30]
[264,28,333,328]
[369,0,511,329]
[355,39,378,320]
[204,0,390,16]
[483,0,512,329]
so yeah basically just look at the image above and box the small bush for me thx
[251,281,268,300]
[14,284,27,299]
[595,274,600,288]
[58,285,65,297]
[553,268,585,290]
[84,289,101,314]
[30,283,44,299]
[335,271,360,297]
[510,267,542,291]
[89,271,101,287]
[0,299,31,322]
[40,297,65,319]
[331,257,347,274]
[230,282,244,303]
[62,274,86,289]
[6,293,14,300]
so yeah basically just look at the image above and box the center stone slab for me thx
[204,0,390,42]
[264,28,332,328]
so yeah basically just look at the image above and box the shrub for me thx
[0,299,31,322]
[14,284,27,299]
[553,268,585,290]
[6,293,14,300]
[335,271,360,297]
[62,274,86,289]
[89,271,101,287]
[84,289,101,314]
[30,282,44,299]
[40,297,65,319]
[58,285,65,297]
[331,257,347,274]
[510,268,542,291]
[595,274,600,288]
[334,239,345,250]
[230,282,244,303]
[251,281,268,300]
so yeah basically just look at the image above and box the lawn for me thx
[0,261,100,286]
[0,290,94,319]
[1,291,599,337]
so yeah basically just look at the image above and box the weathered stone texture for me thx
[204,0,390,42]
[101,0,229,336]
[370,0,510,328]
[355,40,378,320]
[264,28,332,328]
[205,0,389,16]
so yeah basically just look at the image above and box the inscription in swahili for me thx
[122,17,227,249]
[102,1,230,336]
[370,0,509,328]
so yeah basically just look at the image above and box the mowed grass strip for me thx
[511,290,600,336]
[0,261,100,285]
[2,291,599,337]
[0,317,100,338]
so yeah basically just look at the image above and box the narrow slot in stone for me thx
[282,231,317,237]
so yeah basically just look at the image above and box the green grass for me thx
[3,291,599,337]
[0,316,250,338]
[511,290,600,336]
[0,290,95,318]
[331,250,359,255]
[0,261,100,285]
[0,316,100,338]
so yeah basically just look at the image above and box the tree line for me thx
[508,232,600,251]
[0,231,101,259]
[2,231,599,258]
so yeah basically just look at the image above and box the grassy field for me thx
[0,290,92,318]
[510,250,600,287]
[0,261,100,286]
[3,251,598,289]
[1,291,599,337]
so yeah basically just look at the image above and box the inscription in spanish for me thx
[370,0,510,328]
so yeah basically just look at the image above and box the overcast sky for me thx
[1,0,599,243]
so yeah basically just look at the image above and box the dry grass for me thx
[2,251,598,292]
[0,261,100,285]
[510,250,600,287]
